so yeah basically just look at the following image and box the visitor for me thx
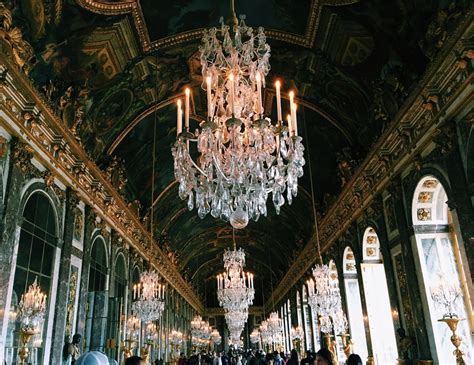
[63,333,82,365]
[314,349,333,365]
[345,354,362,365]
[300,351,312,365]
[179,353,187,365]
[286,349,298,365]
[125,356,145,365]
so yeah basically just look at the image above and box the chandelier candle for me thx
[185,88,190,129]
[172,15,305,228]
[275,80,282,122]
[176,99,182,135]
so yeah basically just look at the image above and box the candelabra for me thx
[250,329,260,348]
[172,3,305,230]
[430,274,466,364]
[17,278,47,365]
[123,314,140,360]
[290,326,304,354]
[132,271,165,322]
[170,330,183,362]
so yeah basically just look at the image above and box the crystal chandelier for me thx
[132,270,165,322]
[191,315,211,341]
[332,307,348,335]
[145,321,158,343]
[211,329,222,345]
[170,330,184,347]
[430,273,462,318]
[307,265,342,319]
[172,3,305,229]
[250,329,260,344]
[259,320,271,345]
[17,277,47,332]
[217,244,255,311]
[126,314,141,342]
[290,326,304,341]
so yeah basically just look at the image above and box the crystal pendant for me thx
[229,205,249,229]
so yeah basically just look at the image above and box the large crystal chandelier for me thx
[172,2,305,229]
[132,270,165,322]
[250,329,260,344]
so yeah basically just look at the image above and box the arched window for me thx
[360,227,398,363]
[6,192,58,365]
[85,237,108,351]
[411,176,472,364]
[342,247,368,361]
[88,238,108,292]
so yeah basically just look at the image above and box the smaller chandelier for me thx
[132,270,165,322]
[250,329,260,344]
[430,273,462,318]
[191,315,211,341]
[17,277,47,332]
[145,321,158,343]
[290,326,304,341]
[307,264,341,319]
[211,329,222,345]
[217,247,254,311]
[170,330,184,347]
[332,308,348,335]
[126,314,141,342]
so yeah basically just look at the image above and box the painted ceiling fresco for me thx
[8,0,469,305]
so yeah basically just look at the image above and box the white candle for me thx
[177,99,182,135]
[185,88,190,129]
[229,73,235,116]
[206,76,212,119]
[275,80,282,122]
[256,72,263,115]
[287,114,293,136]
[292,102,298,136]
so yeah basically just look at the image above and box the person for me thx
[125,356,145,365]
[314,349,333,365]
[155,358,164,365]
[64,333,82,365]
[273,352,283,365]
[300,351,311,365]
[346,354,362,365]
[76,351,109,365]
[179,353,187,365]
[286,349,298,365]
[213,352,222,365]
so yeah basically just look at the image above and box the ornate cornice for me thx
[266,8,474,309]
[76,0,359,52]
[204,306,264,317]
[0,51,204,313]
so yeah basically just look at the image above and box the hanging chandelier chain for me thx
[303,106,323,264]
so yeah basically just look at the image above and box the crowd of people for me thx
[164,348,364,365]
[71,346,364,365]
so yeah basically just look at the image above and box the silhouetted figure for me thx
[346,354,362,365]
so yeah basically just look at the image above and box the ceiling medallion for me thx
[172,2,305,229]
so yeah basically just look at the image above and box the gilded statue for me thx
[0,3,35,74]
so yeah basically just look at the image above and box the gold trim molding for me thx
[76,0,359,52]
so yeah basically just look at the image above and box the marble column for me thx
[76,205,94,338]
[50,189,79,364]
[0,141,26,350]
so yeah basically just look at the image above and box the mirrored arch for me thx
[411,175,472,364]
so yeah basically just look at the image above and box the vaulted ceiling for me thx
[11,0,461,306]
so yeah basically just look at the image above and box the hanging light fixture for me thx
[250,329,260,345]
[217,229,255,312]
[290,326,304,341]
[172,0,305,229]
[132,271,165,322]
[211,328,222,345]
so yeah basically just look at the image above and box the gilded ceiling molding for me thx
[267,8,474,309]
[0,53,204,313]
[77,0,360,52]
